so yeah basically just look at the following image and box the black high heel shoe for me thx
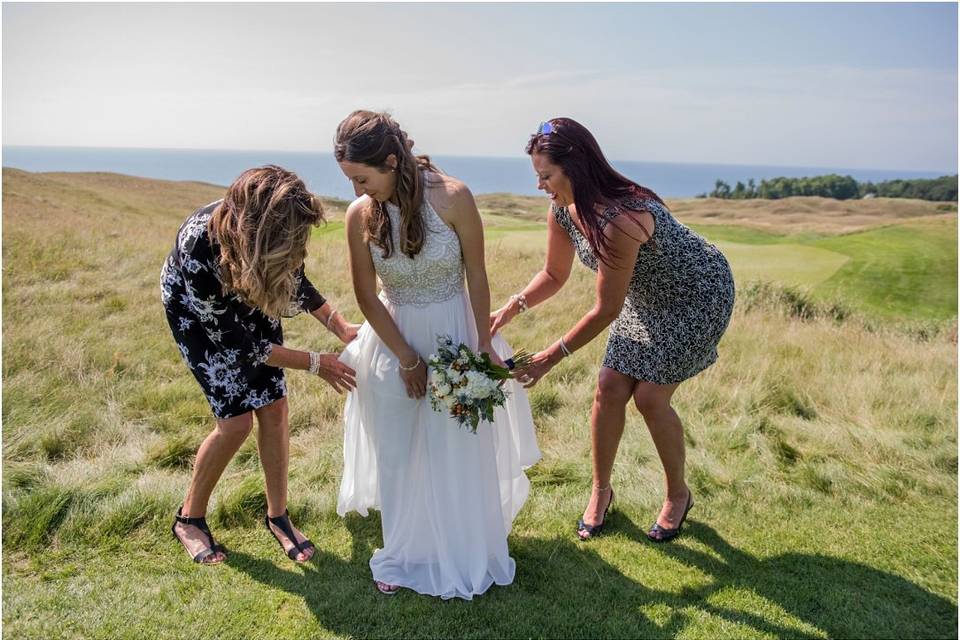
[265,509,315,562]
[577,487,614,541]
[172,506,227,564]
[647,491,694,543]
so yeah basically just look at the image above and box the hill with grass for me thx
[2,169,956,639]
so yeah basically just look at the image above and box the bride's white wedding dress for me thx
[337,197,541,600]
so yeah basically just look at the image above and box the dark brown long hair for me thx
[334,110,441,259]
[208,165,325,318]
[526,117,664,266]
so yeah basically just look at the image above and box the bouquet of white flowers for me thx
[427,335,531,433]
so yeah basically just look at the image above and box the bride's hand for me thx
[478,342,506,369]
[316,354,357,394]
[399,354,427,399]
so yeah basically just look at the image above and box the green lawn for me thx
[2,170,956,639]
[812,218,958,320]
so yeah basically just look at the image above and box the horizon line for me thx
[2,144,955,177]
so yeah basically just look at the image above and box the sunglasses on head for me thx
[535,121,554,136]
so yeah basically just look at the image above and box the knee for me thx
[594,373,633,407]
[633,389,667,418]
[215,415,254,444]
[256,399,289,434]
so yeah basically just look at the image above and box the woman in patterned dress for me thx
[491,118,735,543]
[161,166,359,564]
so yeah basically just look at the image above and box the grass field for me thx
[2,170,957,639]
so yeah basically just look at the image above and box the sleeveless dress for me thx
[336,197,541,600]
[554,196,735,384]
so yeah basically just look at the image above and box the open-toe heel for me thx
[375,580,400,595]
[172,506,227,564]
[577,487,614,541]
[265,509,315,563]
[647,491,694,543]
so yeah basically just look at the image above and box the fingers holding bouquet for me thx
[399,352,428,399]
[478,341,508,369]
[514,345,564,389]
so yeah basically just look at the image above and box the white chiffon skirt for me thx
[337,291,541,600]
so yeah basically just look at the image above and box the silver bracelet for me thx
[558,338,573,358]
[325,309,339,331]
[510,294,528,314]
[308,351,321,375]
[399,355,421,371]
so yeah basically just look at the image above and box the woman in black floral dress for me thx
[161,166,358,564]
[491,119,734,543]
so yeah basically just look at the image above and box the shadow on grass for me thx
[227,511,956,639]
[635,515,957,639]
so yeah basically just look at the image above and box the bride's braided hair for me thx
[335,110,441,259]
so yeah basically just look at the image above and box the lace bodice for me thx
[370,199,464,306]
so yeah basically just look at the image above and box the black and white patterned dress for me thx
[554,196,735,385]
[160,201,326,419]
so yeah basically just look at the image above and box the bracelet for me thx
[510,294,528,314]
[308,351,321,375]
[325,309,339,331]
[558,338,573,358]
[399,355,421,371]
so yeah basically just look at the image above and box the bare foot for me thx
[173,520,226,564]
[267,514,315,562]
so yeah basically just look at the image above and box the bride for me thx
[333,110,541,600]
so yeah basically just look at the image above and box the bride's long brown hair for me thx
[208,166,325,318]
[334,110,442,259]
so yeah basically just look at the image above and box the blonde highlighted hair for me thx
[334,110,441,259]
[208,165,325,318]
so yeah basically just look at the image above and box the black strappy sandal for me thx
[265,509,315,562]
[647,491,694,543]
[577,487,614,541]
[172,506,227,564]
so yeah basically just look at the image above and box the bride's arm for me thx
[445,183,501,364]
[345,200,427,398]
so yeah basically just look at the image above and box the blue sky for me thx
[3,2,957,171]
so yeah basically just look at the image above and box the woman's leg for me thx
[582,367,638,527]
[632,381,689,527]
[176,412,254,562]
[255,397,314,562]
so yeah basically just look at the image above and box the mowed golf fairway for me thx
[707,242,848,288]
[484,214,956,322]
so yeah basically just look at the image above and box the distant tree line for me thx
[700,174,958,201]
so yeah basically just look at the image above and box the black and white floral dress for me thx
[160,201,326,418]
[554,196,735,385]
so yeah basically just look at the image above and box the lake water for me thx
[2,146,950,200]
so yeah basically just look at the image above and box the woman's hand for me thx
[489,302,518,336]
[515,346,563,388]
[337,322,362,344]
[316,354,357,394]
[399,354,428,399]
